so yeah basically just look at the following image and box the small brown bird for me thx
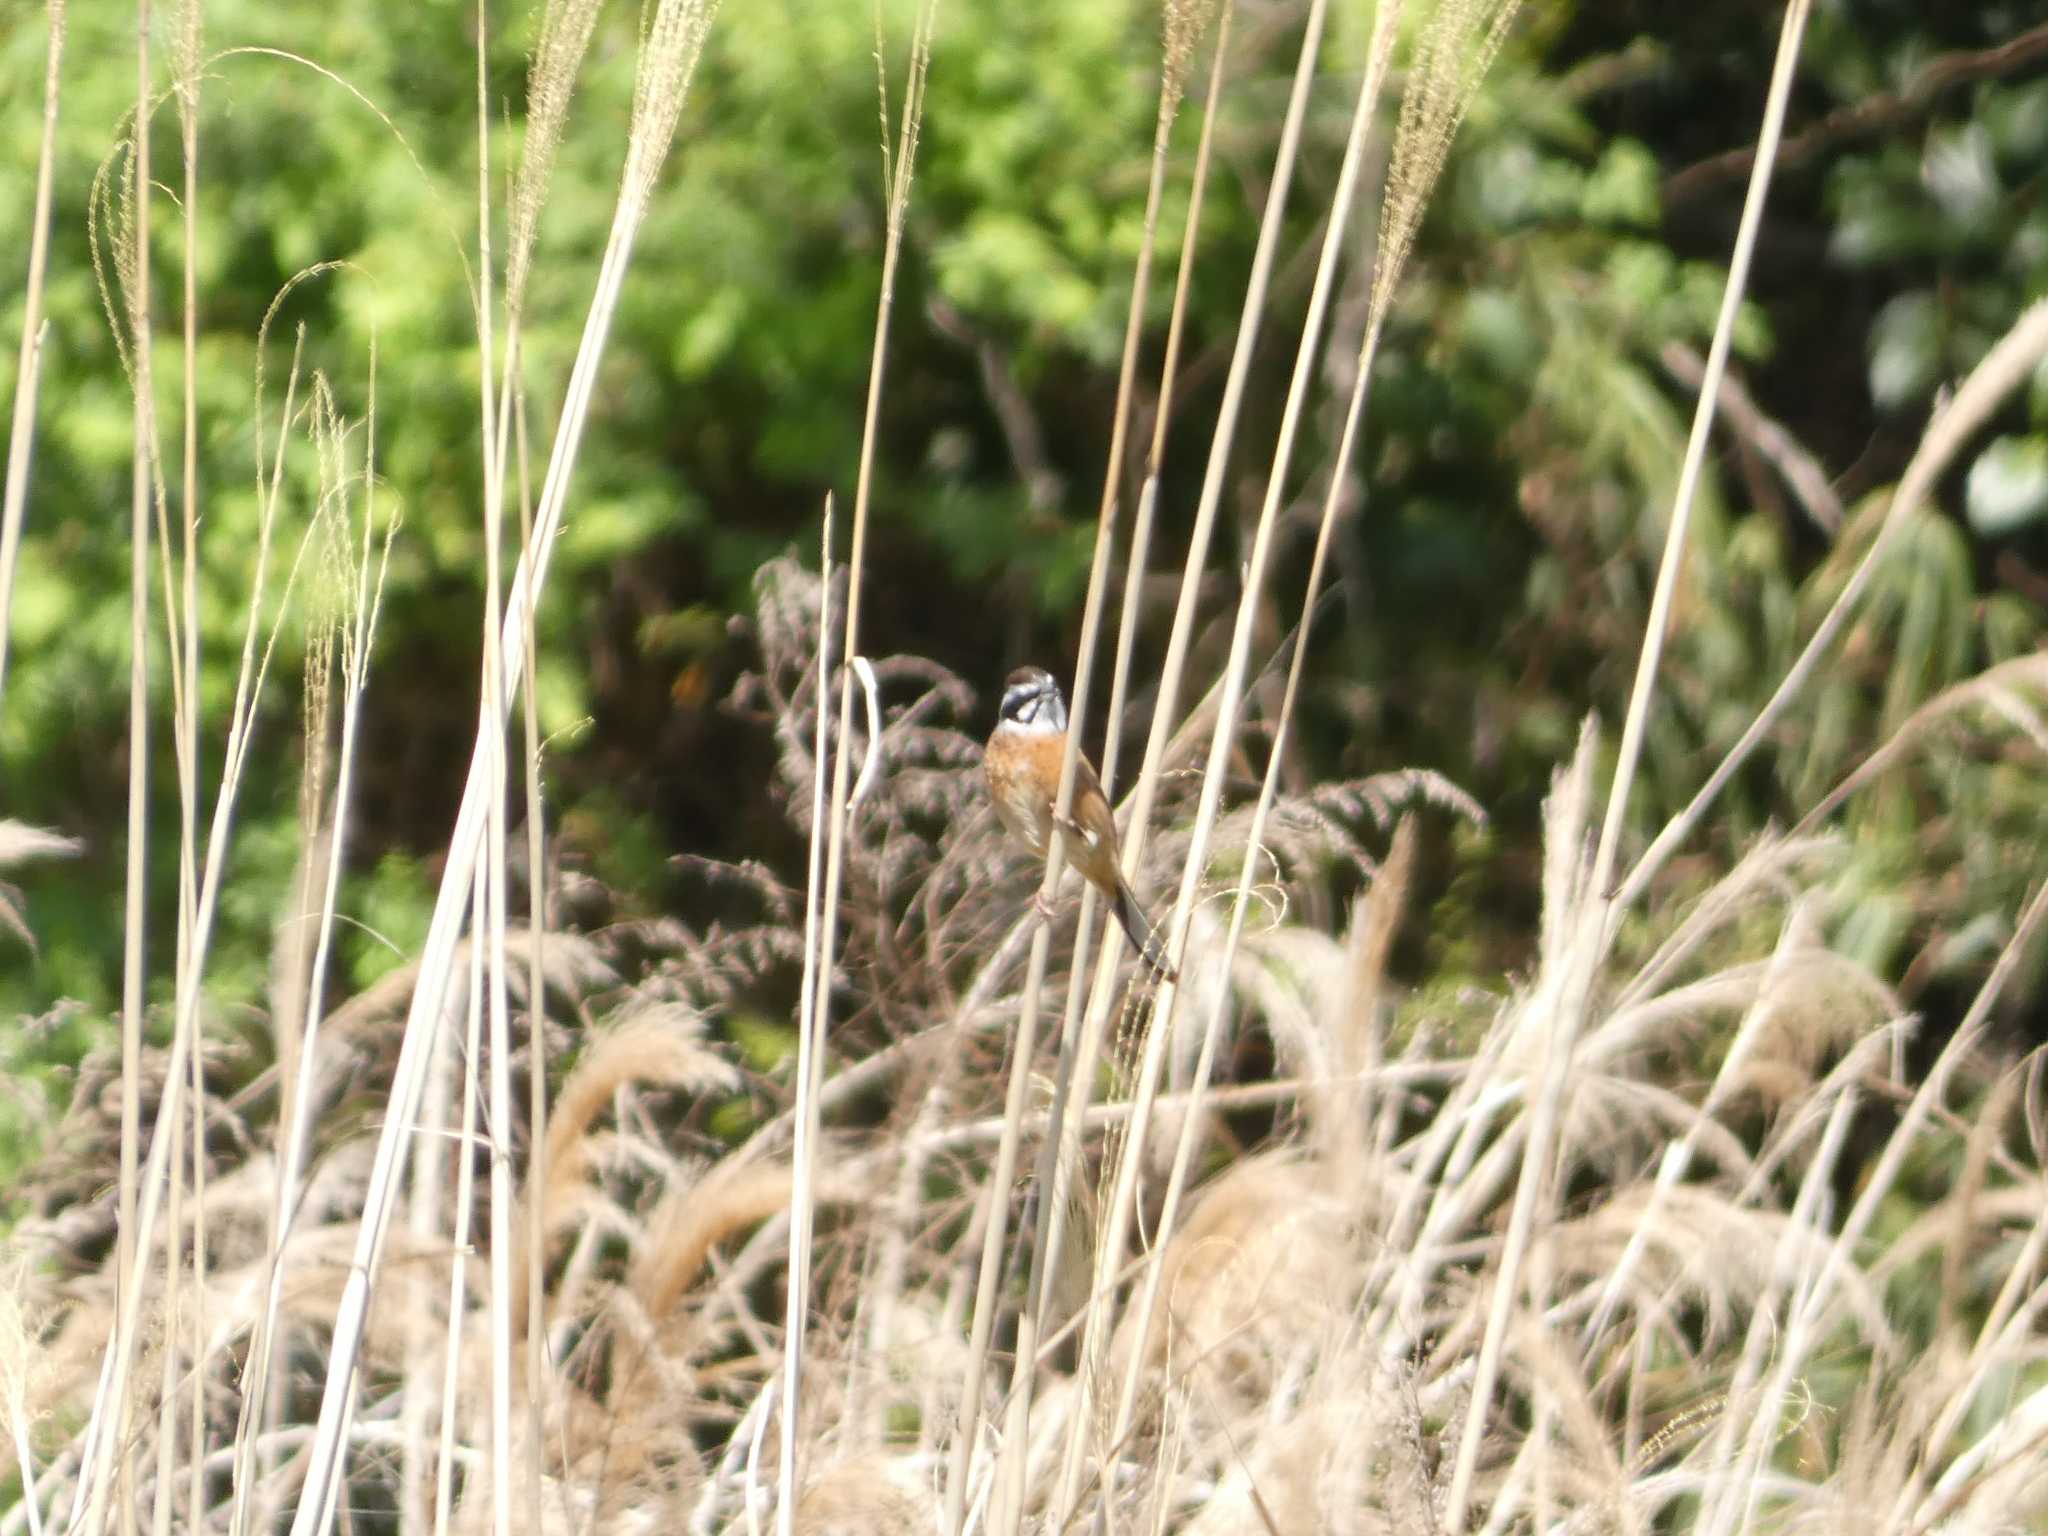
[983,665,1177,980]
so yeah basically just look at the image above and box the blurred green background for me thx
[2,0,2047,1131]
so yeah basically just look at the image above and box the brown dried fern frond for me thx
[540,1008,737,1238]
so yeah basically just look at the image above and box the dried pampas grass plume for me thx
[792,1460,933,1536]
[509,0,603,310]
[1160,0,1221,122]
[1370,0,1522,340]
[540,1009,738,1237]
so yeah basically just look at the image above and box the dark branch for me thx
[1663,20,2048,207]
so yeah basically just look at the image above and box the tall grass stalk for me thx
[173,0,204,972]
[782,7,937,1530]
[513,381,550,1535]
[102,3,158,1530]
[1050,0,1330,1517]
[497,2,604,1519]
[169,6,207,1532]
[0,0,65,708]
[1016,17,1233,1463]
[1595,0,1813,895]
[282,7,721,1530]
[434,895,490,1536]
[1099,0,1403,1477]
[470,8,520,1536]
[1442,3,1809,1525]
[146,1040,180,1536]
[779,497,835,1518]
[974,1,1231,1527]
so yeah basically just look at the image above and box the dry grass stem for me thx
[0,0,66,709]
[10,10,2048,1536]
[793,7,938,1534]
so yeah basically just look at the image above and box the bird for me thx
[983,665,1177,981]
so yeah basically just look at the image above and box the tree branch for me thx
[1661,339,1842,538]
[1663,20,2048,206]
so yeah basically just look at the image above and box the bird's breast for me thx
[984,729,1063,854]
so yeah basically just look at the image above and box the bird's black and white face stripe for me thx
[998,666,1067,735]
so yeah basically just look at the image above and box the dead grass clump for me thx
[1114,1151,1351,1392]
[1180,1356,1443,1536]
[791,1459,933,1536]
[10,549,2023,1536]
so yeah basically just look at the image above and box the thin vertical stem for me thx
[436,895,489,1536]
[106,7,155,1533]
[474,6,517,1535]
[778,495,835,1532]
[173,7,207,1526]
[1440,5,1813,1528]
[514,351,551,1533]
[1054,3,1329,1518]
[0,0,66,708]
[783,11,937,1532]
[1591,0,1811,896]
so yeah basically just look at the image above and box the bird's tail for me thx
[1112,875,1178,983]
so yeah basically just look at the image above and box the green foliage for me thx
[348,848,436,993]
[3,2,2047,1074]
[728,1010,796,1076]
[0,0,1166,1024]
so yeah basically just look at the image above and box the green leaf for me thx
[1580,139,1659,229]
[1868,290,1939,410]
[1921,124,2000,229]
[672,286,747,379]
[729,1012,797,1074]
[1456,287,1541,384]
[1965,434,2048,536]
